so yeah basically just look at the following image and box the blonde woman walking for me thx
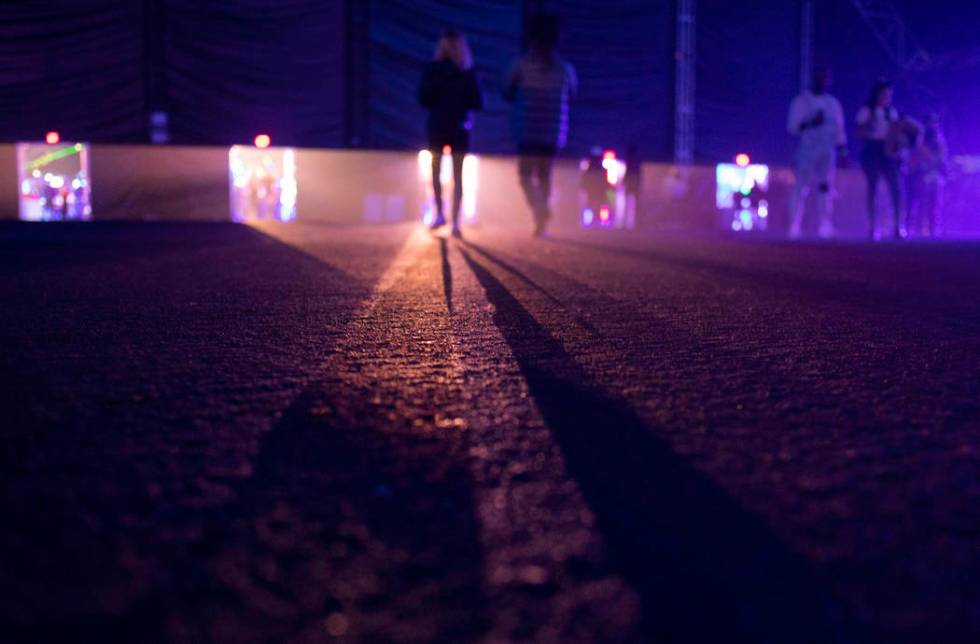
[419,31,483,235]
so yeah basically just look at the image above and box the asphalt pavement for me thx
[2,220,979,643]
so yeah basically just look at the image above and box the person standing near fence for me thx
[856,80,902,240]
[786,67,847,239]
[504,14,578,237]
[419,31,483,236]
[908,114,948,238]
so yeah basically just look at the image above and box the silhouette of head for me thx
[868,79,893,109]
[434,30,473,70]
[812,67,831,94]
[527,14,561,55]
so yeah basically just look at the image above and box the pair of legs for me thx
[517,143,556,235]
[430,147,465,228]
[908,174,945,237]
[429,129,469,231]
[624,181,640,229]
[789,146,836,239]
[862,141,903,238]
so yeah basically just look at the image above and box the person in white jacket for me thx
[786,68,847,239]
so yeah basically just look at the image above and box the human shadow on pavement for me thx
[546,236,980,332]
[439,236,453,313]
[1,223,487,642]
[460,240,599,336]
[459,248,864,643]
[154,384,490,642]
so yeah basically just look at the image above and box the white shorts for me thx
[795,146,836,190]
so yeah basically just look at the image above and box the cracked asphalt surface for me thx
[1,220,979,643]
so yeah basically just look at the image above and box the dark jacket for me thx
[419,60,482,142]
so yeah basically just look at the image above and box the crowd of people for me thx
[419,14,949,241]
[788,71,949,240]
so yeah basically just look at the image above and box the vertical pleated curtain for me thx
[0,2,145,142]
[694,1,800,165]
[367,0,521,153]
[162,0,346,147]
[529,0,675,159]
[0,1,973,159]
[368,0,675,158]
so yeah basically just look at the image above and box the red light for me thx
[599,206,611,222]
[254,134,271,149]
[442,145,452,154]
[45,131,60,145]
[735,153,750,167]
[603,149,616,160]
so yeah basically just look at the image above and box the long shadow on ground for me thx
[152,385,490,642]
[460,247,864,643]
[547,235,980,333]
[2,222,486,642]
[439,237,453,313]
[461,239,599,336]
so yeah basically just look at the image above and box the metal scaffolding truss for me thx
[799,0,814,92]
[930,44,980,71]
[848,0,932,72]
[674,0,695,164]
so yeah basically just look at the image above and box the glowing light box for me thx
[17,141,91,221]
[579,149,630,229]
[716,162,770,232]
[229,145,297,222]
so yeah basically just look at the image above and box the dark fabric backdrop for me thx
[0,2,145,143]
[368,0,675,158]
[533,0,675,159]
[0,1,975,159]
[163,0,346,147]
[367,0,521,153]
[695,1,800,165]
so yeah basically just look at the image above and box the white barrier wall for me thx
[0,145,16,219]
[0,143,977,237]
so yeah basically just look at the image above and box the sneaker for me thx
[429,214,446,229]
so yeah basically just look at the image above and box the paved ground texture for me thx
[2,220,979,643]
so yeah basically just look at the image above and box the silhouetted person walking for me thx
[504,14,577,237]
[787,67,847,239]
[419,31,482,236]
[857,80,902,239]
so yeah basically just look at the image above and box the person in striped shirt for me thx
[504,14,578,237]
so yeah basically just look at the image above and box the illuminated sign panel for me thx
[17,141,91,221]
[229,145,297,222]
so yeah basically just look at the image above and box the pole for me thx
[674,0,696,164]
[800,0,814,92]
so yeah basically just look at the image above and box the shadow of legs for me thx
[459,248,860,643]
[439,237,453,313]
